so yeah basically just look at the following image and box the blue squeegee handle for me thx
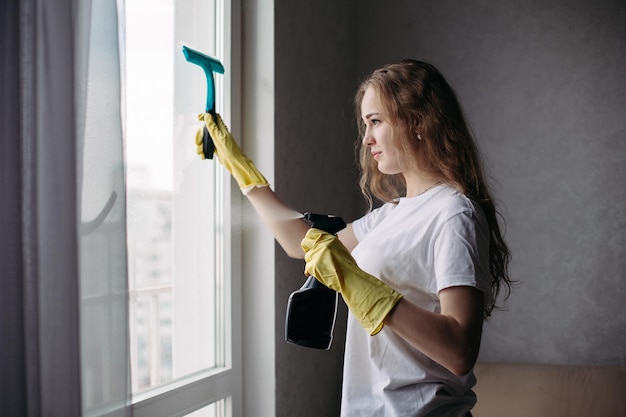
[201,72,216,160]
[202,109,216,159]
[202,52,218,160]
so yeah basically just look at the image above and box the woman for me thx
[198,59,512,417]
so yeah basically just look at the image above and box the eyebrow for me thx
[364,112,380,119]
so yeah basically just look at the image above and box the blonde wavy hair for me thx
[355,59,512,317]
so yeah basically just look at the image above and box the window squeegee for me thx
[182,45,225,159]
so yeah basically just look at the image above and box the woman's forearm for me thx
[384,286,485,376]
[245,186,310,259]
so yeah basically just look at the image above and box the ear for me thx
[412,118,423,141]
[412,116,421,133]
[413,121,421,138]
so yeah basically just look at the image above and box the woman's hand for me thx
[301,228,403,335]
[198,113,269,193]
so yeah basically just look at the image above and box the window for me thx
[125,0,239,415]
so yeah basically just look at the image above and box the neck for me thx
[404,173,444,198]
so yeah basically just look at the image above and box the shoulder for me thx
[431,185,485,222]
[432,187,490,253]
[433,185,474,211]
[425,186,489,246]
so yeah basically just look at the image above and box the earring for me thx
[417,132,422,140]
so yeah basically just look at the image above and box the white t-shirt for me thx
[341,185,492,417]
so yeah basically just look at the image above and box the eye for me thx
[371,118,381,126]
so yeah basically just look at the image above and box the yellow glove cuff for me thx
[347,278,403,335]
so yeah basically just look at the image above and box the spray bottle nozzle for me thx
[303,212,347,235]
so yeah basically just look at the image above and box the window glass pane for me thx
[184,398,231,417]
[126,0,227,395]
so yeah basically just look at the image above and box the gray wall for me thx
[271,0,625,415]
[274,1,361,416]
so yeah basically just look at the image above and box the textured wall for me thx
[357,0,626,366]
[274,1,361,416]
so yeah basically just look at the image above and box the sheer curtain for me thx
[0,0,130,416]
[78,0,131,416]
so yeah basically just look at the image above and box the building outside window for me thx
[124,0,238,415]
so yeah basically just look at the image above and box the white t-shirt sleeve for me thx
[433,209,492,303]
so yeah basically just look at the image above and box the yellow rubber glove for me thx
[197,113,269,193]
[302,228,403,335]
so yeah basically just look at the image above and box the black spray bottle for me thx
[285,212,346,350]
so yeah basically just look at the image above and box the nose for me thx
[362,128,374,146]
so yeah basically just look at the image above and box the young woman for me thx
[198,59,512,417]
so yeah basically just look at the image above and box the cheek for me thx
[380,135,406,173]
[382,131,401,154]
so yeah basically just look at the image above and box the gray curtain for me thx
[0,0,130,416]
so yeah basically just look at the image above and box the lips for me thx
[372,151,381,160]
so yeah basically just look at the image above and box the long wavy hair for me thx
[355,59,512,317]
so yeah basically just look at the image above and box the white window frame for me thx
[127,0,242,415]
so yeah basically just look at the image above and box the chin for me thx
[377,164,401,175]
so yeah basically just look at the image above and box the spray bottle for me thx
[285,212,346,350]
